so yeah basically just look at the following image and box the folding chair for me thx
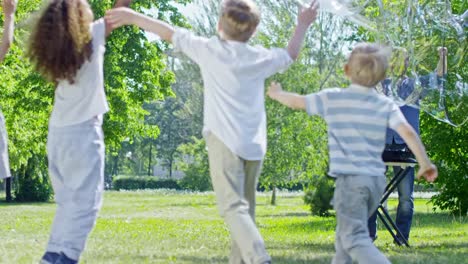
[373,149,416,247]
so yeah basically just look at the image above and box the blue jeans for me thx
[368,166,415,241]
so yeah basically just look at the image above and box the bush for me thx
[112,176,181,191]
[421,112,468,215]
[177,137,212,192]
[14,155,52,202]
[304,175,334,217]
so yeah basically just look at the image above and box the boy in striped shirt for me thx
[267,43,438,264]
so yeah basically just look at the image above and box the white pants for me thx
[46,117,105,260]
[206,133,270,264]
[0,111,11,179]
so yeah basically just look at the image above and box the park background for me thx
[0,0,467,263]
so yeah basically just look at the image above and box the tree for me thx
[355,0,468,214]
[177,137,211,191]
[255,0,353,205]
[0,0,191,201]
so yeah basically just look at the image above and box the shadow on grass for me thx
[380,211,467,228]
[177,255,331,264]
[412,241,468,250]
[268,240,334,252]
[0,200,54,207]
[273,217,335,232]
[261,212,311,218]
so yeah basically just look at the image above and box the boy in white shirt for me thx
[106,0,319,263]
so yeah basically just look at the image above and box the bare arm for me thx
[267,82,307,110]
[0,0,17,63]
[105,7,174,43]
[395,123,438,182]
[287,0,319,60]
[105,0,134,36]
[436,47,448,76]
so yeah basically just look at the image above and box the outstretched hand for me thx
[417,163,438,183]
[438,46,448,57]
[3,0,17,16]
[105,7,137,30]
[298,0,319,27]
[267,82,283,100]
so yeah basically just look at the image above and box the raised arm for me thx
[436,47,448,77]
[267,82,307,110]
[395,123,438,182]
[0,0,17,63]
[287,0,319,60]
[105,0,134,36]
[105,7,174,43]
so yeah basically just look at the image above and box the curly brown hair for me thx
[27,0,94,84]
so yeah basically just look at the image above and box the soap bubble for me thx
[373,0,467,127]
[295,0,467,126]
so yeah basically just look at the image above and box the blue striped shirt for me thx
[306,84,407,177]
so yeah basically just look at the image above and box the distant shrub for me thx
[304,175,334,217]
[177,137,212,192]
[113,176,181,191]
[14,155,52,202]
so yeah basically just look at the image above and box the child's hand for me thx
[438,47,448,57]
[417,163,438,183]
[105,7,137,30]
[298,0,319,27]
[3,0,17,16]
[267,82,283,100]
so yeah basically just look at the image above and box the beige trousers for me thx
[206,133,271,264]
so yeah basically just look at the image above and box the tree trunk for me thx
[5,177,12,202]
[168,158,173,178]
[270,185,277,206]
[112,154,119,176]
[148,142,153,176]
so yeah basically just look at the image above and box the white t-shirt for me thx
[50,19,109,127]
[172,28,293,160]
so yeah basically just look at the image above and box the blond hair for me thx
[219,0,260,42]
[347,43,391,87]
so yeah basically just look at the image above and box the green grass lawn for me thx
[0,190,466,263]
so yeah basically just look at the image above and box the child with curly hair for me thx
[27,0,131,263]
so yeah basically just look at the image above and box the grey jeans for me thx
[206,132,271,264]
[332,175,391,264]
[46,117,105,261]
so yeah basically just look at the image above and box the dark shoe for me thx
[40,252,60,264]
[55,253,78,264]
[371,235,378,242]
[394,236,409,246]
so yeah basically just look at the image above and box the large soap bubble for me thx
[295,0,467,126]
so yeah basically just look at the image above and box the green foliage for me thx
[0,0,191,201]
[1,0,55,201]
[356,0,468,215]
[13,155,52,202]
[112,175,181,191]
[304,175,334,217]
[421,112,468,215]
[177,137,211,192]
